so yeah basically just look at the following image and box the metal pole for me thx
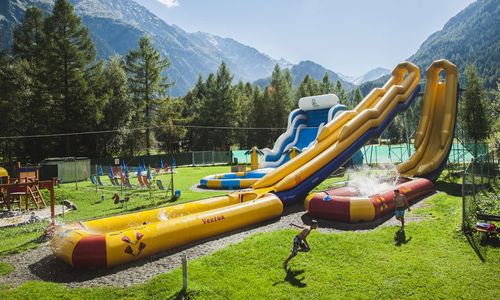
[74,159,78,190]
[404,113,411,157]
[171,165,174,199]
[50,178,55,225]
[96,164,98,193]
[182,253,188,292]
[461,171,465,230]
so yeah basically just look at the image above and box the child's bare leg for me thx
[283,252,296,268]
[396,216,402,228]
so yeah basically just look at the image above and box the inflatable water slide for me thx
[199,94,347,189]
[305,60,458,222]
[52,60,458,268]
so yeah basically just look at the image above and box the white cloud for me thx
[157,0,180,8]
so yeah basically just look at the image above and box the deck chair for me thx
[90,175,97,185]
[121,176,128,188]
[109,177,118,186]
[143,176,151,187]
[137,176,146,188]
[125,177,134,188]
[96,176,104,186]
[156,179,166,190]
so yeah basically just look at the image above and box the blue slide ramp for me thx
[262,94,347,168]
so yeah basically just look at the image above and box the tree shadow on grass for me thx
[394,229,412,246]
[480,237,500,248]
[273,268,307,288]
[433,181,463,197]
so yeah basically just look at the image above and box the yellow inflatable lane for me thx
[82,195,240,233]
[52,194,283,268]
[397,60,458,178]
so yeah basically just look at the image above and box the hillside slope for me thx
[362,0,499,91]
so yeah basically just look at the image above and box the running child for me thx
[394,189,410,230]
[283,220,318,269]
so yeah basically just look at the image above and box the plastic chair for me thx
[156,180,166,190]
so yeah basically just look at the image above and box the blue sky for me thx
[134,0,475,76]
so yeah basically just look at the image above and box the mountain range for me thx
[339,67,391,86]
[0,0,389,96]
[254,60,361,91]
[2,0,497,97]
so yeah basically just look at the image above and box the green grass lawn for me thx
[0,165,229,256]
[1,166,499,299]
[0,262,13,276]
[1,182,499,299]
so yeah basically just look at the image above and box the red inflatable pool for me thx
[304,178,434,222]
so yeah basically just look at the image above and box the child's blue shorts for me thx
[395,208,405,218]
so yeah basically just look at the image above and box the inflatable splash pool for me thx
[199,168,274,189]
[304,178,434,222]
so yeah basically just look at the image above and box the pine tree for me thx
[234,81,254,148]
[250,85,272,147]
[209,62,237,150]
[183,75,205,151]
[98,56,133,157]
[351,87,364,109]
[125,35,172,157]
[333,80,349,105]
[156,98,187,153]
[297,75,320,99]
[0,56,32,161]
[320,72,334,94]
[462,65,491,156]
[490,81,500,156]
[12,7,46,62]
[44,0,98,156]
[12,7,52,160]
[385,116,403,144]
[196,73,217,150]
[269,64,293,139]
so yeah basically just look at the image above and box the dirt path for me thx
[0,195,433,288]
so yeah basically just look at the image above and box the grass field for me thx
[0,165,230,256]
[0,166,499,299]
[0,262,13,276]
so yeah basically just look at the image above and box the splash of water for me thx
[158,209,168,221]
[345,164,399,197]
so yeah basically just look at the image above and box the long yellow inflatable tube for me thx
[52,194,283,268]
[397,60,458,177]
